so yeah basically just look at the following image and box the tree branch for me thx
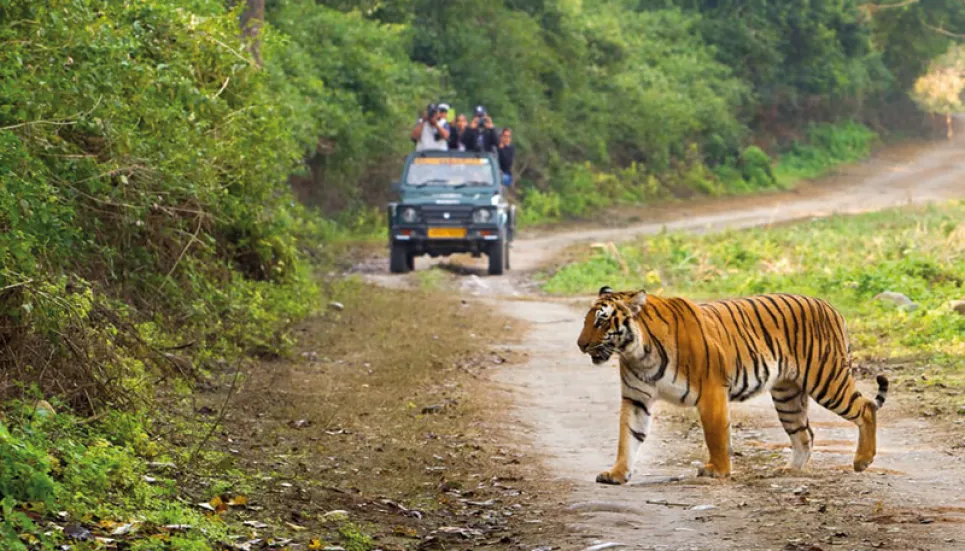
[0,96,102,132]
[860,0,920,11]
[922,21,965,39]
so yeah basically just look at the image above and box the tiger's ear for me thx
[628,290,647,314]
[598,286,614,297]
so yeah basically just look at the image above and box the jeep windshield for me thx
[404,157,496,188]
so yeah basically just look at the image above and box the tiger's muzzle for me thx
[581,345,613,365]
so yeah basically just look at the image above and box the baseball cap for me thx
[438,103,450,112]
[474,105,486,116]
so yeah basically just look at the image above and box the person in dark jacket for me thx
[469,105,498,153]
[447,113,475,152]
[497,127,515,188]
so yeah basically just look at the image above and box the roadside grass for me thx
[516,121,879,228]
[322,207,389,245]
[540,201,965,414]
[184,278,563,550]
[772,121,879,188]
[415,267,448,290]
[0,402,236,551]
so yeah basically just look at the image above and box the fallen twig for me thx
[645,498,694,508]
[187,364,242,469]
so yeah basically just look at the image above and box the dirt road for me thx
[364,134,965,550]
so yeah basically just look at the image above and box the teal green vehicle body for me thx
[387,150,515,275]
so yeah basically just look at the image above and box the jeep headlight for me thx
[472,208,494,224]
[400,206,419,224]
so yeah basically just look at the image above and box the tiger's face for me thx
[577,286,646,365]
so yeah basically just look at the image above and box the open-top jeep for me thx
[387,150,516,275]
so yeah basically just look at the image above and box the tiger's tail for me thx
[873,374,889,410]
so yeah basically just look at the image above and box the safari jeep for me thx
[387,150,516,275]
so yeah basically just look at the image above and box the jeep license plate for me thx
[427,227,467,239]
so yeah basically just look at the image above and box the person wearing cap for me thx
[410,103,449,151]
[469,105,498,153]
[438,103,452,134]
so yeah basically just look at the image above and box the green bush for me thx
[0,0,319,407]
[516,122,874,226]
[740,146,778,189]
[774,121,879,185]
[518,188,563,225]
[0,405,229,550]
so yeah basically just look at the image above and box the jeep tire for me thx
[390,242,409,274]
[488,238,506,276]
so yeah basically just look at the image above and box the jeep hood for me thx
[400,189,501,206]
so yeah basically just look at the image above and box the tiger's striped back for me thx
[700,294,851,406]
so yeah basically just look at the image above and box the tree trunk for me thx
[240,0,265,66]
[947,112,954,140]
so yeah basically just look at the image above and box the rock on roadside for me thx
[873,291,918,312]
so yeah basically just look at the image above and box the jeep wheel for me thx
[488,239,505,276]
[406,252,415,271]
[390,243,409,274]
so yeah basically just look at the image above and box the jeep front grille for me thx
[421,205,474,225]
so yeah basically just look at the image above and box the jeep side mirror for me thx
[391,181,402,193]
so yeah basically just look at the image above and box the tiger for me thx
[576,286,889,485]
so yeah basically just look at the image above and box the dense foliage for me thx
[911,43,965,138]
[0,404,230,551]
[0,0,321,407]
[272,0,965,221]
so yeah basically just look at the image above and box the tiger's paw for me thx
[696,463,730,478]
[853,457,874,473]
[595,469,630,485]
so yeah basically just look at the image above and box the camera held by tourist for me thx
[410,103,450,151]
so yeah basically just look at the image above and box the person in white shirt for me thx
[410,104,450,151]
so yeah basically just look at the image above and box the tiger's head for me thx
[577,286,648,365]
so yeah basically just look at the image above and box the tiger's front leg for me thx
[696,386,731,478]
[597,395,653,485]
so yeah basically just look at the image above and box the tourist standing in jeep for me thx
[469,105,498,153]
[448,113,475,152]
[410,104,450,151]
[497,127,515,189]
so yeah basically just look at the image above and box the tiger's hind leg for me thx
[771,382,813,471]
[809,362,888,473]
[851,402,878,473]
[696,386,731,478]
